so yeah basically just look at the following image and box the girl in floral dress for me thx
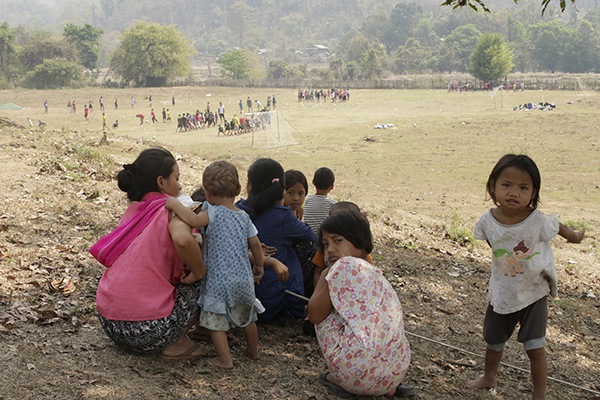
[308,211,412,397]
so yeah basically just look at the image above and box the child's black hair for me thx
[117,147,176,202]
[312,167,335,190]
[191,187,206,203]
[329,201,361,215]
[318,211,373,254]
[284,169,308,193]
[486,154,541,210]
[247,158,285,218]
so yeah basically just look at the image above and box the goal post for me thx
[250,110,299,149]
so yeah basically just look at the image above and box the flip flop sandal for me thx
[159,343,207,361]
[318,371,357,399]
[49,277,75,294]
[188,328,240,346]
[395,384,415,398]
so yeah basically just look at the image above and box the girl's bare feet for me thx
[207,356,234,369]
[467,375,497,389]
[246,348,261,360]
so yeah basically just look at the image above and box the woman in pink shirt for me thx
[90,147,208,360]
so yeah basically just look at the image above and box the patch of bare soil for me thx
[0,123,598,400]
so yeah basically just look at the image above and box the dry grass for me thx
[0,87,598,399]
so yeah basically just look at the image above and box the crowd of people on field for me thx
[297,88,350,102]
[448,80,526,92]
[38,93,282,136]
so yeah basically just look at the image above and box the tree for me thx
[384,2,423,51]
[528,21,571,72]
[110,22,194,87]
[441,0,576,14]
[394,39,432,74]
[469,33,514,82]
[19,34,78,71]
[0,22,17,86]
[438,24,482,72]
[63,23,103,72]
[217,49,250,79]
[24,58,81,89]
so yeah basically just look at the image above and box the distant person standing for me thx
[99,96,105,112]
[114,99,119,110]
[162,108,167,123]
[43,99,48,113]
[84,105,89,121]
[172,96,176,106]
[131,97,135,108]
[239,99,244,114]
[218,102,225,123]
[246,96,253,113]
[102,112,108,130]
[272,95,277,109]
[151,108,158,124]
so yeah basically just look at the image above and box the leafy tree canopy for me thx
[63,23,103,71]
[441,0,576,14]
[217,49,251,79]
[469,32,514,81]
[24,58,81,89]
[110,22,195,87]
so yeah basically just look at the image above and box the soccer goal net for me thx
[251,110,299,149]
[575,78,596,96]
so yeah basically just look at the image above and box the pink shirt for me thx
[96,195,184,321]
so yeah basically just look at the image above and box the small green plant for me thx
[445,212,475,247]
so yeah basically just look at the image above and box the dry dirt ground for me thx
[0,109,599,400]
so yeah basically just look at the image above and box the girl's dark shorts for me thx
[483,296,547,351]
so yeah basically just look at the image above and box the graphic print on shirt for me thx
[492,240,541,277]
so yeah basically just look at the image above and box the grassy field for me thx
[2,86,598,242]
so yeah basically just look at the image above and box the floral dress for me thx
[316,257,411,396]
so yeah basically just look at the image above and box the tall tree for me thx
[19,34,78,71]
[469,32,514,81]
[63,23,104,72]
[438,24,482,72]
[217,49,251,79]
[110,22,194,87]
[528,21,571,72]
[0,22,17,85]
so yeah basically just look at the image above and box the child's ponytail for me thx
[247,158,285,218]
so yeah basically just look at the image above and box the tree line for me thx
[0,0,594,88]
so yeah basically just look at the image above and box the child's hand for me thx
[180,270,202,284]
[559,223,585,244]
[165,197,177,211]
[253,265,264,284]
[568,229,585,244]
[268,258,289,282]
[261,242,277,257]
[192,232,203,245]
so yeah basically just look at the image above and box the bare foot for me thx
[160,342,208,360]
[531,392,545,400]
[246,348,261,360]
[207,356,234,369]
[467,375,497,389]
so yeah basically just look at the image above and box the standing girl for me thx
[307,211,412,397]
[469,154,584,400]
[166,161,264,369]
[236,158,317,322]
